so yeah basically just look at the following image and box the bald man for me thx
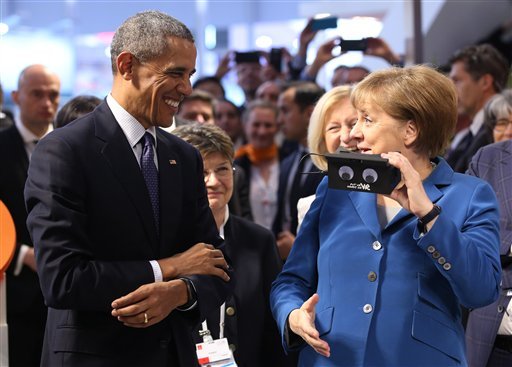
[0,64,60,366]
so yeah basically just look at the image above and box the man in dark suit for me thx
[0,81,14,131]
[24,11,233,367]
[466,139,512,367]
[273,81,325,260]
[0,64,60,367]
[446,44,509,173]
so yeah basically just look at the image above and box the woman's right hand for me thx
[288,294,331,357]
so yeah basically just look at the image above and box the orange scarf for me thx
[235,144,278,165]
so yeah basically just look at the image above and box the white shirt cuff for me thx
[149,260,163,282]
[13,244,30,276]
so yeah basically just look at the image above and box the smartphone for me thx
[235,51,260,64]
[269,48,282,73]
[341,38,368,52]
[311,16,338,31]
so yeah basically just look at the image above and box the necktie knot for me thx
[143,132,155,148]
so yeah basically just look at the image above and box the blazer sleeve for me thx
[25,134,156,311]
[414,179,501,308]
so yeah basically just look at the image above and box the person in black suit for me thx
[0,81,14,131]
[173,123,295,367]
[24,11,233,367]
[0,64,61,367]
[54,94,101,128]
[466,140,512,367]
[446,44,509,173]
[273,81,325,260]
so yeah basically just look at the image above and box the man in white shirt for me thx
[0,64,60,367]
[24,11,233,367]
[446,44,509,173]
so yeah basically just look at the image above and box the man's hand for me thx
[157,243,230,281]
[111,280,188,328]
[23,247,37,272]
[298,18,319,56]
[215,51,233,79]
[305,38,341,81]
[276,231,295,260]
[289,294,330,357]
[365,37,401,65]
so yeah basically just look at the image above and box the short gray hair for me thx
[173,123,234,162]
[484,93,512,129]
[110,10,194,73]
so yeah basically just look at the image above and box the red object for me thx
[0,200,16,275]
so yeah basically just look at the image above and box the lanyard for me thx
[201,302,226,341]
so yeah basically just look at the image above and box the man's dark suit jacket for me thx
[466,140,512,367]
[446,125,493,173]
[24,102,233,367]
[272,151,324,236]
[0,110,14,131]
[0,124,46,367]
[192,215,295,366]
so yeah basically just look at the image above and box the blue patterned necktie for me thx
[140,132,159,233]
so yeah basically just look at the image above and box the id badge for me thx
[196,338,237,367]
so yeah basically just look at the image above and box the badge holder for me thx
[196,303,238,367]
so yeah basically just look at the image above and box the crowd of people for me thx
[0,9,511,367]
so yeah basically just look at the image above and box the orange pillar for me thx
[0,200,16,367]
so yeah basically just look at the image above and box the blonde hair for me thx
[351,65,457,157]
[308,86,352,171]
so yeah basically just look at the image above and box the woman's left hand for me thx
[381,152,434,218]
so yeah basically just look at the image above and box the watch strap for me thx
[418,204,441,232]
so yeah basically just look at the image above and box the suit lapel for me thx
[387,158,450,230]
[94,103,159,254]
[10,125,29,174]
[156,131,182,255]
[349,191,381,239]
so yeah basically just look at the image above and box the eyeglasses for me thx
[203,165,235,181]
[494,119,512,133]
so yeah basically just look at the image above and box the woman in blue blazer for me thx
[270,65,501,367]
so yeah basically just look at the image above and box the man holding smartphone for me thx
[301,37,403,86]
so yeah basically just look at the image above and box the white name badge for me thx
[196,338,237,367]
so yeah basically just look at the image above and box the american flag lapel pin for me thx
[169,159,177,165]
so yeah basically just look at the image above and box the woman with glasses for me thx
[484,92,512,143]
[271,65,501,366]
[172,123,294,366]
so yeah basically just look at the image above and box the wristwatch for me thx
[179,277,197,308]
[418,204,441,233]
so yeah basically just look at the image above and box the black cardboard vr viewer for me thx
[325,150,401,194]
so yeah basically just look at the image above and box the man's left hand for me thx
[111,280,188,328]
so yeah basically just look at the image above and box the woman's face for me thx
[323,97,358,153]
[245,107,278,149]
[493,113,512,143]
[350,101,409,155]
[203,152,234,213]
